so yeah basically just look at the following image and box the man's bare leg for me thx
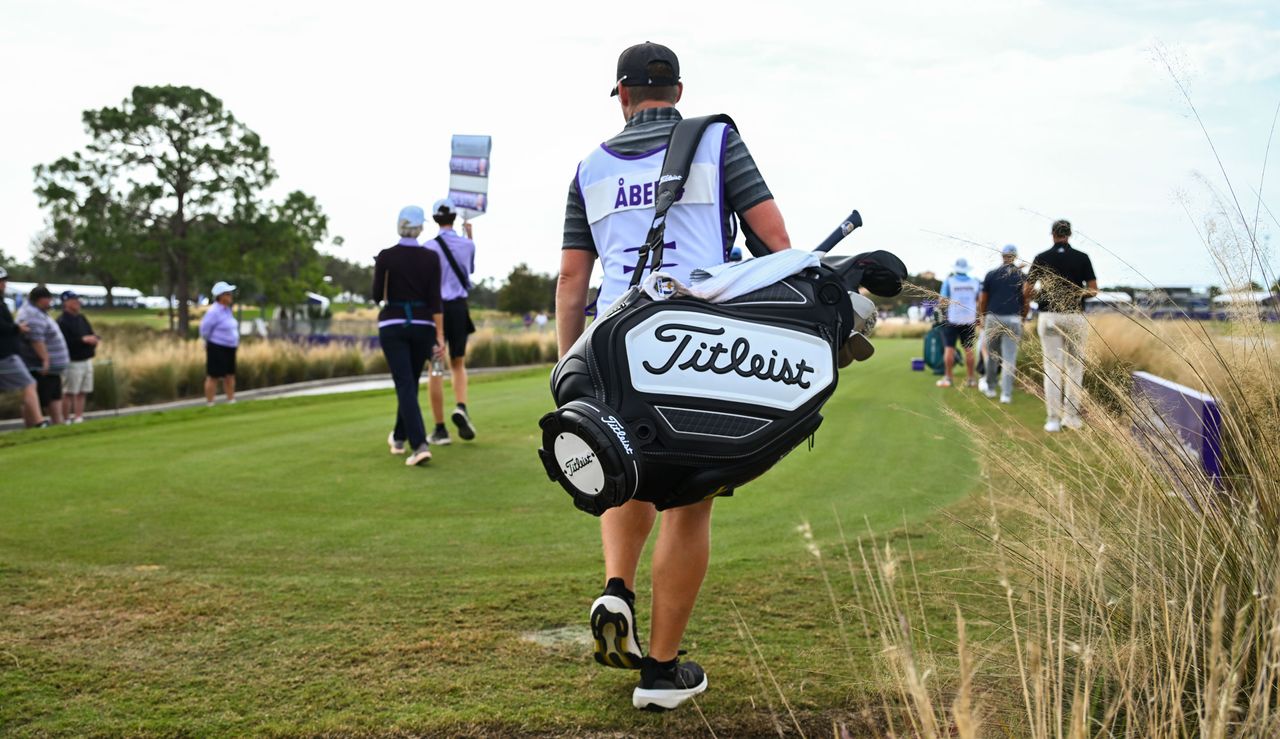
[648,498,714,661]
[428,374,446,426]
[73,393,86,420]
[224,375,236,402]
[46,400,64,425]
[450,357,468,406]
[602,499,658,590]
[943,346,956,384]
[964,348,976,383]
[205,376,217,404]
[20,383,43,427]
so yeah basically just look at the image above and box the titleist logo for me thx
[563,454,596,476]
[602,415,634,455]
[641,323,815,389]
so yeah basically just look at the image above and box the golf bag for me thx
[537,115,907,516]
[923,324,946,375]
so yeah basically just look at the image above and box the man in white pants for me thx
[1024,220,1097,432]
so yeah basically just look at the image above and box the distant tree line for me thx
[25,85,357,334]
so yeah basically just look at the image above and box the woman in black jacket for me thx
[373,206,446,466]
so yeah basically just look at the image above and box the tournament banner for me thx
[449,135,491,218]
[1131,370,1223,484]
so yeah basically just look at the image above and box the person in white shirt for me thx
[937,258,981,388]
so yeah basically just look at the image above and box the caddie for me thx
[424,198,478,444]
[556,41,792,711]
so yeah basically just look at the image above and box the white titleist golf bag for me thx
[538,116,907,515]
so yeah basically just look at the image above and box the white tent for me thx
[4,280,144,308]
[1211,290,1276,305]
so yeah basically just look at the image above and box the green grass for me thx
[0,340,987,736]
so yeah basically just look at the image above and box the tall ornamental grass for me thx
[0,326,557,418]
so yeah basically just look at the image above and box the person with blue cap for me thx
[372,205,446,466]
[937,257,981,388]
[423,197,478,445]
[976,245,1027,403]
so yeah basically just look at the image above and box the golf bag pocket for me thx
[540,267,850,515]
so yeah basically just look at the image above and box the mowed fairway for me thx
[0,339,978,737]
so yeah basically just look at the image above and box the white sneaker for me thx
[999,394,1012,404]
[387,431,405,455]
[73,416,84,424]
[1044,420,1062,433]
[405,445,432,466]
[935,377,952,388]
[982,387,997,399]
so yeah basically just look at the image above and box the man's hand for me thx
[17,321,29,334]
[433,343,446,360]
[463,222,473,239]
[84,335,100,346]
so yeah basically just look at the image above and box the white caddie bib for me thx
[576,122,731,310]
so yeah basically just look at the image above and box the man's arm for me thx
[740,200,791,252]
[31,340,49,373]
[976,291,989,325]
[1022,261,1039,309]
[1081,255,1098,298]
[556,249,595,356]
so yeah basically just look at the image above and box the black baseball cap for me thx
[610,42,680,97]
[60,290,80,302]
[29,285,52,301]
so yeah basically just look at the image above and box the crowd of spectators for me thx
[0,267,100,428]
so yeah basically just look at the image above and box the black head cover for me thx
[823,250,907,297]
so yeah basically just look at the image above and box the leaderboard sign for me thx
[449,134,491,218]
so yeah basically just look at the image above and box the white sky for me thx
[2,0,1278,291]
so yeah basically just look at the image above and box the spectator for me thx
[0,268,46,427]
[424,198,478,445]
[373,205,446,466]
[1024,219,1098,432]
[937,258,980,388]
[977,245,1026,403]
[56,290,100,424]
[534,311,549,331]
[16,285,70,425]
[200,281,240,406]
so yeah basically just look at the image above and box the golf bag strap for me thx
[628,113,738,288]
[434,236,471,290]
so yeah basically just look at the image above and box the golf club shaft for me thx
[813,210,862,253]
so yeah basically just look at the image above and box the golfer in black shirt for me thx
[1024,219,1097,432]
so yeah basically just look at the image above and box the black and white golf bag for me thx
[538,116,907,516]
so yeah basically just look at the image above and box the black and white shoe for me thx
[451,406,476,440]
[428,427,452,446]
[590,578,643,669]
[633,656,708,711]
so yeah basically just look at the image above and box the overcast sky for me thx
[2,1,1278,292]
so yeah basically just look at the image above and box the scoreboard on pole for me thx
[449,135,491,219]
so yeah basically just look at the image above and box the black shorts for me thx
[442,299,474,360]
[36,372,63,405]
[206,343,237,378]
[942,323,977,348]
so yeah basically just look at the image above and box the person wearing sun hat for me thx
[977,244,1027,403]
[200,280,239,406]
[937,257,981,388]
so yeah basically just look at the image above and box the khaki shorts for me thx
[64,360,94,395]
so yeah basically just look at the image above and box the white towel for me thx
[639,250,820,304]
